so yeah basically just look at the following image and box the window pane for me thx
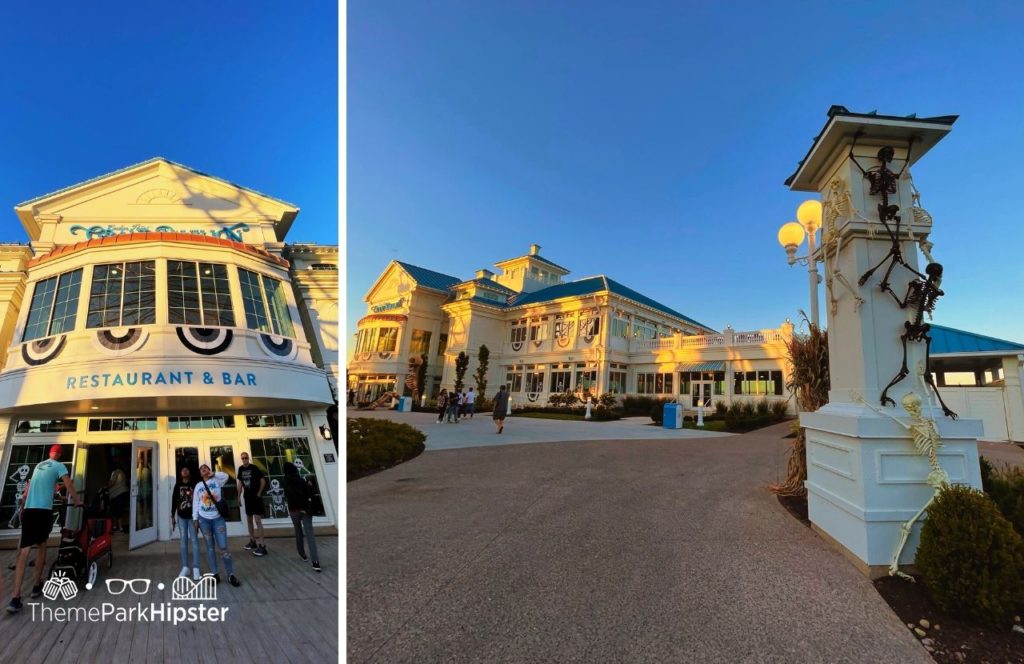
[238,269,271,332]
[199,263,235,326]
[0,443,77,530]
[23,277,58,341]
[262,275,295,337]
[249,437,325,518]
[47,270,83,336]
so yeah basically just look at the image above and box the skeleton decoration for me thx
[848,134,956,418]
[267,479,288,518]
[7,464,30,528]
[820,178,867,314]
[854,386,948,580]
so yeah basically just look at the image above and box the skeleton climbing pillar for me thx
[785,106,983,577]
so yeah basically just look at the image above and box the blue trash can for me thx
[663,403,683,429]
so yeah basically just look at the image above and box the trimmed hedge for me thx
[916,484,1024,626]
[347,418,426,481]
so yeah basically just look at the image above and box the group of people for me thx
[170,452,321,587]
[435,387,476,423]
[3,445,322,616]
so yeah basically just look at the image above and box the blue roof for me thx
[929,325,1024,355]
[455,277,515,295]
[395,262,461,292]
[509,276,714,331]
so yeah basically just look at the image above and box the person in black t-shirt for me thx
[171,466,201,580]
[237,453,268,556]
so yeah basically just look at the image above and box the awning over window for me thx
[357,314,408,325]
[677,361,726,372]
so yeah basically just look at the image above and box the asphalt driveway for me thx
[347,422,931,663]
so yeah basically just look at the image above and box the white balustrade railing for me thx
[627,327,788,353]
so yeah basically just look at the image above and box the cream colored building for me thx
[0,158,339,547]
[350,244,794,410]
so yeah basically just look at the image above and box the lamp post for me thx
[777,199,823,328]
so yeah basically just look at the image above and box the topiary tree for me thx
[416,353,428,400]
[915,484,1024,626]
[454,351,469,392]
[474,345,490,399]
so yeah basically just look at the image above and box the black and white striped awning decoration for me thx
[21,335,67,366]
[176,327,233,355]
[257,333,297,360]
[676,361,726,372]
[92,327,149,356]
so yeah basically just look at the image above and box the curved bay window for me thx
[23,269,83,341]
[87,261,156,328]
[167,261,235,326]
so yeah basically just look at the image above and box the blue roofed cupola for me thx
[492,243,570,294]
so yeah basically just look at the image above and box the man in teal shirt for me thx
[5,445,82,615]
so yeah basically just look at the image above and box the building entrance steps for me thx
[348,422,932,663]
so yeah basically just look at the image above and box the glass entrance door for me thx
[129,440,158,549]
[691,382,712,408]
[172,442,244,536]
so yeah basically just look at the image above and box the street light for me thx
[777,200,823,328]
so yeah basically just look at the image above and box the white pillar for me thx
[787,108,982,576]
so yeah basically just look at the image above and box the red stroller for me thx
[49,499,113,590]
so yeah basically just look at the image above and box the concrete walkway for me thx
[347,422,930,663]
[348,409,732,450]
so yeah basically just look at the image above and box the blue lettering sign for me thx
[68,222,250,242]
[64,370,258,389]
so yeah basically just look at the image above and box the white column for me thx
[788,109,982,575]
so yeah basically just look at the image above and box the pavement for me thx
[347,421,933,664]
[347,409,733,450]
[978,440,1024,468]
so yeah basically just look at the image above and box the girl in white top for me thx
[192,464,240,587]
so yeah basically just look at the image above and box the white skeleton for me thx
[7,464,30,528]
[266,479,288,518]
[292,459,311,479]
[854,375,947,580]
[821,178,867,315]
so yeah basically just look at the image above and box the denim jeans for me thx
[177,514,200,569]
[290,511,319,562]
[447,403,459,422]
[197,516,234,576]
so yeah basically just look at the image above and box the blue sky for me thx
[0,1,338,243]
[349,1,1024,350]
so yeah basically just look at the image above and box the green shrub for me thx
[347,418,426,481]
[979,456,995,490]
[598,392,619,408]
[650,402,665,425]
[981,460,1024,536]
[622,396,663,416]
[714,401,728,417]
[915,484,1024,626]
[755,399,770,416]
[770,399,790,418]
[590,406,621,421]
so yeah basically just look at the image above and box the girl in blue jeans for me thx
[171,466,201,580]
[193,464,241,587]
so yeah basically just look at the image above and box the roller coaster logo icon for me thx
[171,574,218,601]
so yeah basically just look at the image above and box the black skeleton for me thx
[879,262,958,419]
[849,136,925,304]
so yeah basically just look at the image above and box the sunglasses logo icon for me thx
[104,578,151,595]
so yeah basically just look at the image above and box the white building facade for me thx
[0,159,339,547]
[350,244,795,411]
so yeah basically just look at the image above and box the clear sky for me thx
[349,1,1024,352]
[0,1,338,244]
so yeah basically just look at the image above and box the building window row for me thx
[734,370,784,396]
[355,327,399,354]
[23,260,294,342]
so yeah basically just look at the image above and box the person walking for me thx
[465,388,476,418]
[107,463,129,533]
[436,389,448,423]
[193,464,241,587]
[6,445,83,615]
[447,390,461,423]
[237,452,268,557]
[492,385,510,434]
[347,388,355,406]
[171,466,201,581]
[283,462,321,572]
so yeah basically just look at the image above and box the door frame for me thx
[129,440,159,550]
[691,381,713,408]
[168,438,249,538]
